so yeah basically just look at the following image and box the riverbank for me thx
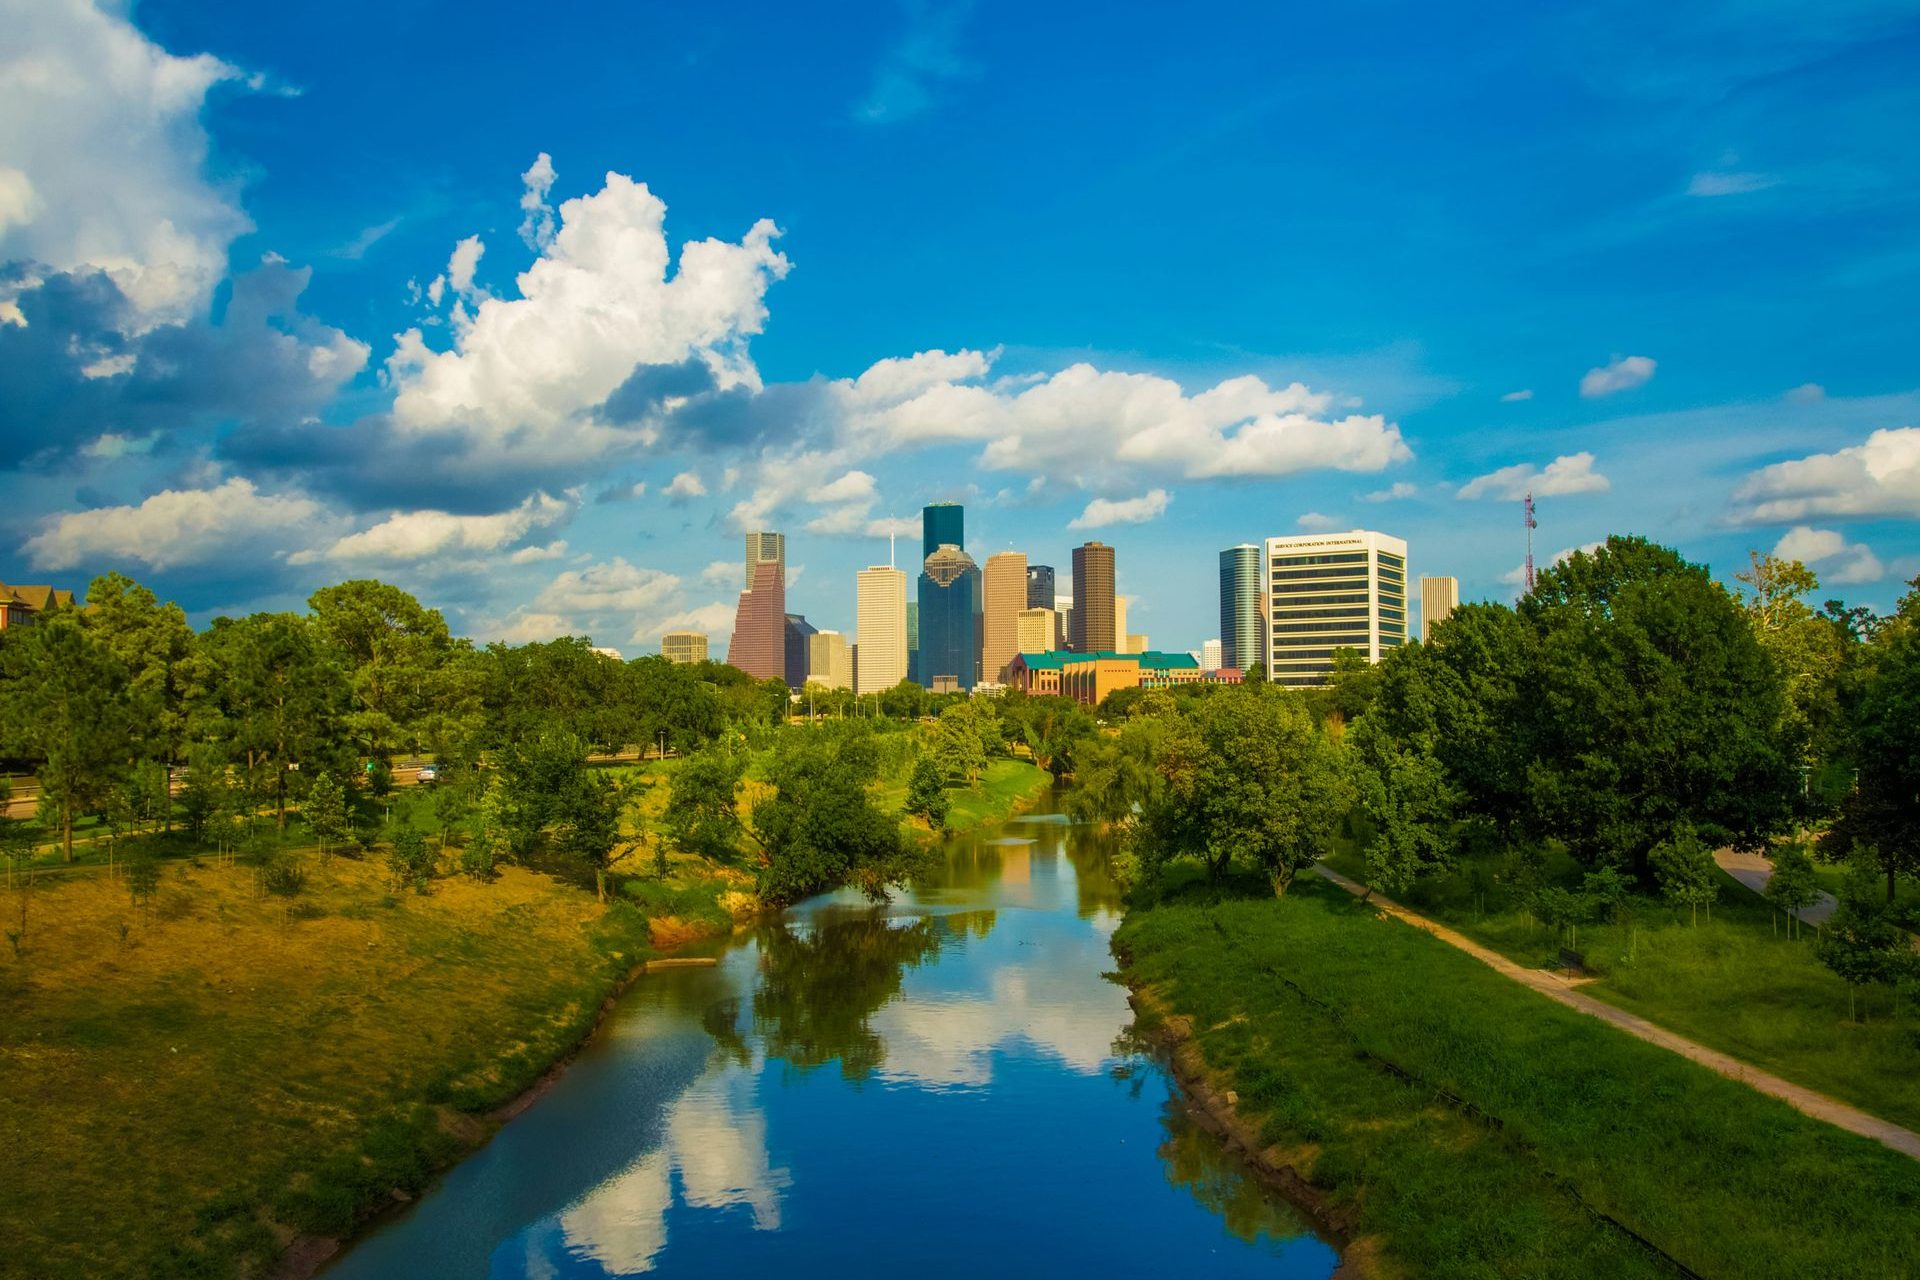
[1114,871,1920,1280]
[0,853,744,1280]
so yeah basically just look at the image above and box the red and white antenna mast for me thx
[1523,491,1537,592]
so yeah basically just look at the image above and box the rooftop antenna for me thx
[888,523,896,570]
[1523,491,1537,592]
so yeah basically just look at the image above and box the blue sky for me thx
[3,0,1919,654]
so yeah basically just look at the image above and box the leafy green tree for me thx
[1524,537,1793,877]
[385,826,434,893]
[1764,844,1821,939]
[495,729,589,853]
[749,729,918,905]
[554,771,625,901]
[904,754,950,831]
[931,701,992,784]
[1065,717,1167,830]
[304,771,352,861]
[261,853,306,920]
[1827,616,1920,901]
[0,614,135,860]
[124,846,162,921]
[1649,823,1718,925]
[1531,885,1591,951]
[1140,689,1351,895]
[83,572,195,766]
[128,759,171,835]
[662,746,745,862]
[1347,707,1457,894]
[1015,695,1095,780]
[308,580,459,759]
[1816,855,1913,1020]
[1581,865,1632,925]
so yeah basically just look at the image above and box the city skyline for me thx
[5,3,1917,660]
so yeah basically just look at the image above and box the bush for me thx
[385,827,434,893]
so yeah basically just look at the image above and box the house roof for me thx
[0,583,74,612]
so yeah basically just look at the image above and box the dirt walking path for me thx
[1311,862,1920,1162]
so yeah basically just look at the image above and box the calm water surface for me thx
[324,811,1339,1278]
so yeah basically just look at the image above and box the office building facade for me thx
[922,502,964,561]
[783,614,817,688]
[807,630,852,690]
[1218,544,1263,673]
[1027,564,1055,611]
[725,559,786,680]
[982,550,1028,684]
[1420,576,1460,642]
[744,531,785,589]
[1262,529,1408,687]
[1070,541,1116,653]
[661,631,708,664]
[1016,607,1056,656]
[855,565,908,694]
[919,544,982,690]
[1200,638,1222,671]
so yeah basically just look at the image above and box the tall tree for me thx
[308,580,459,759]
[0,615,135,860]
[749,729,918,905]
[195,614,350,830]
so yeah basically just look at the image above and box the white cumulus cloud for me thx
[1068,489,1170,530]
[1730,427,1920,522]
[664,471,708,499]
[1773,526,1884,584]
[310,491,569,563]
[1458,452,1610,501]
[25,477,330,571]
[1580,355,1657,398]
[1364,481,1419,503]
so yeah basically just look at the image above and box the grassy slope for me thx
[0,852,670,1280]
[1323,846,1920,1135]
[1117,874,1920,1280]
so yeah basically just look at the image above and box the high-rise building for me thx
[1070,542,1116,653]
[1016,607,1056,656]
[905,602,920,684]
[922,502,964,562]
[855,565,908,694]
[1027,564,1055,610]
[744,531,785,589]
[1055,594,1073,651]
[1200,638,1223,671]
[661,631,708,664]
[1218,544,1263,673]
[1262,529,1408,687]
[1114,595,1130,648]
[807,630,852,690]
[1420,576,1460,642]
[919,544,982,690]
[1125,634,1148,654]
[725,558,785,680]
[784,614,817,688]
[982,550,1028,684]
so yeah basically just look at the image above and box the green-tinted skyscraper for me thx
[1219,544,1262,672]
[922,502,964,562]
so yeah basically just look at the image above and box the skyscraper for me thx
[919,544,982,690]
[725,558,785,680]
[1420,576,1460,642]
[1218,544,1262,672]
[855,565,908,694]
[1016,607,1056,655]
[807,630,852,690]
[1114,595,1129,648]
[1261,529,1408,687]
[1027,564,1055,610]
[783,614,816,688]
[982,550,1027,684]
[922,502,964,561]
[1070,541,1116,653]
[744,531,785,589]
[661,631,708,664]
[1200,638,1223,671]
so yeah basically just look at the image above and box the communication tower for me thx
[1524,491,1537,592]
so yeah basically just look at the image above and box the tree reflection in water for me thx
[749,908,996,1079]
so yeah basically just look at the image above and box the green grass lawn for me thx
[1322,844,1920,1136]
[0,838,737,1280]
[1117,871,1920,1280]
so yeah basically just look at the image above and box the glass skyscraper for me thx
[1218,544,1262,672]
[1026,564,1055,611]
[919,544,981,689]
[922,502,964,562]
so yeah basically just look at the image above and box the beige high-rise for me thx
[1016,607,1056,655]
[855,565,908,694]
[1420,576,1460,642]
[807,630,852,690]
[661,631,708,664]
[981,550,1027,683]
[1071,542,1116,652]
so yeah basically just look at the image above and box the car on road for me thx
[416,763,439,784]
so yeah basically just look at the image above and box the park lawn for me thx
[1116,873,1920,1280]
[0,849,673,1280]
[1322,845,1920,1136]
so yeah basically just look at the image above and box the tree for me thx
[1139,690,1351,895]
[1815,855,1912,1021]
[83,572,194,768]
[124,846,162,922]
[1764,844,1821,939]
[308,580,458,760]
[304,771,352,861]
[554,771,625,901]
[662,746,745,862]
[1346,703,1457,894]
[1531,885,1590,951]
[1828,619,1920,901]
[904,754,950,832]
[385,826,434,893]
[0,614,135,860]
[261,854,307,921]
[749,729,918,905]
[1650,824,1718,925]
[1524,537,1793,877]
[930,702,991,784]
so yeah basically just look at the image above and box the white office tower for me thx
[1262,530,1408,687]
[1200,638,1223,671]
[807,630,853,690]
[855,566,908,694]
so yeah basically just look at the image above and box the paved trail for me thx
[1311,862,1920,1163]
[1713,848,1838,925]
